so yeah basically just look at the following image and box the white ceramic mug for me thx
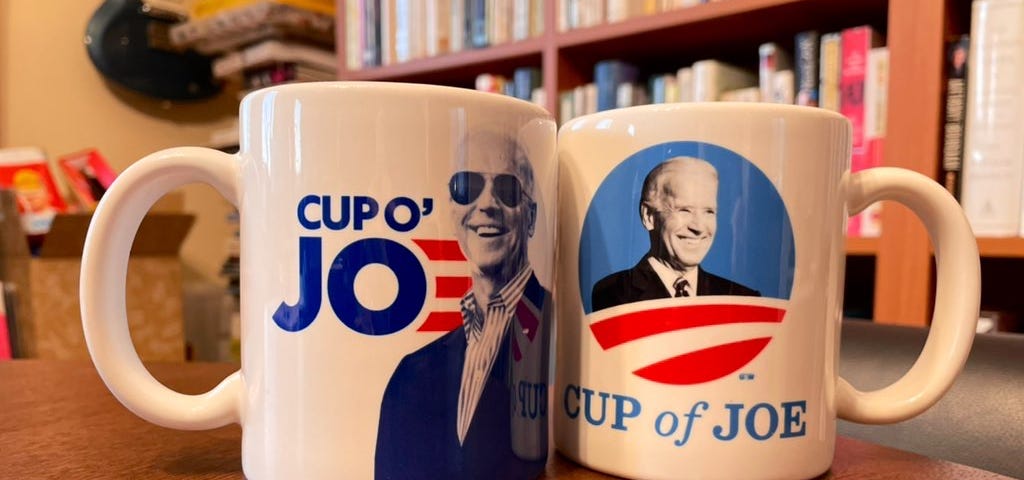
[80,82,558,479]
[555,103,980,480]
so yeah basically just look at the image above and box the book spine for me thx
[859,47,890,237]
[759,43,791,103]
[795,30,820,106]
[594,60,639,111]
[450,0,466,52]
[513,67,542,101]
[819,32,842,112]
[942,35,970,200]
[470,0,489,48]
[840,25,882,236]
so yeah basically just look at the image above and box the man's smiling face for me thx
[642,159,718,272]
[450,134,534,280]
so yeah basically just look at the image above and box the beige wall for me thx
[0,0,238,283]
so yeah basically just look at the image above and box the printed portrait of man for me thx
[591,156,759,312]
[375,130,551,479]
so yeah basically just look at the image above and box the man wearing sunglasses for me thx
[592,156,759,312]
[376,130,550,479]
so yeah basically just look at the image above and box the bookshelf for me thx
[335,0,991,328]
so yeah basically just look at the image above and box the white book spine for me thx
[676,67,694,102]
[616,83,635,108]
[770,69,795,104]
[451,0,465,52]
[962,0,1024,236]
[345,0,363,70]
[606,0,629,22]
[513,0,530,40]
[692,60,757,102]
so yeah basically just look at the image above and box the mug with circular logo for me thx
[79,82,557,479]
[555,103,980,480]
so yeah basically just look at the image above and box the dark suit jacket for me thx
[374,275,550,480]
[591,256,759,312]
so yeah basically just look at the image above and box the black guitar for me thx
[85,0,222,101]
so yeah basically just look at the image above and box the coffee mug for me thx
[555,103,980,480]
[80,82,558,479]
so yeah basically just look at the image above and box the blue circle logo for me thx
[579,141,795,314]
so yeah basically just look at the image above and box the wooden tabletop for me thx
[0,360,1010,479]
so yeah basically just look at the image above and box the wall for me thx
[0,0,238,283]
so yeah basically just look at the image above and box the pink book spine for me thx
[840,26,873,148]
[841,26,879,237]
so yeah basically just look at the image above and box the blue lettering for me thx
[297,195,320,230]
[564,384,580,419]
[713,403,743,441]
[322,195,351,230]
[676,401,709,447]
[780,401,807,438]
[516,381,547,419]
[655,411,679,438]
[384,197,420,232]
[746,403,779,441]
[272,236,322,332]
[326,238,426,335]
[582,388,610,426]
[610,394,641,431]
[353,196,379,230]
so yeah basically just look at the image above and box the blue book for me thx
[513,67,542,101]
[594,60,639,111]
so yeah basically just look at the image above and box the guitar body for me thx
[85,0,222,101]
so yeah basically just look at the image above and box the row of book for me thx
[953,0,1024,238]
[558,0,721,32]
[546,26,888,237]
[344,0,546,70]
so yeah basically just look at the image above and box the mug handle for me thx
[838,167,980,424]
[81,147,242,430]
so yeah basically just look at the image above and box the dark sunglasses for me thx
[449,171,530,207]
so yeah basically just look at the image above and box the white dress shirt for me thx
[648,257,697,297]
[456,265,533,445]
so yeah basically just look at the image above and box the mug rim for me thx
[239,80,552,120]
[561,101,849,133]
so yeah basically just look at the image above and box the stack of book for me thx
[170,0,336,101]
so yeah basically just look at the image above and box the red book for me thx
[57,149,118,211]
[0,147,68,236]
[840,26,883,236]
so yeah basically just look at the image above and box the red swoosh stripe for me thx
[417,312,463,332]
[634,337,772,385]
[412,239,466,261]
[590,304,785,350]
[436,276,472,298]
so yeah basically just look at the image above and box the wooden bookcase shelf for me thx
[846,237,880,257]
[337,0,1014,327]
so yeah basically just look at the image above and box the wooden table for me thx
[0,360,1010,479]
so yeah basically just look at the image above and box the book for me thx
[691,60,757,102]
[942,35,970,200]
[759,42,792,103]
[840,25,884,237]
[56,149,118,211]
[819,32,842,112]
[961,0,1024,237]
[594,60,639,111]
[0,147,68,237]
[795,30,820,107]
[859,47,890,237]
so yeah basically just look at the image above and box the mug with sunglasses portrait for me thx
[79,82,558,479]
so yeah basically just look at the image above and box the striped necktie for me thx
[674,278,690,297]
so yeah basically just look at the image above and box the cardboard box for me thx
[3,212,194,361]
